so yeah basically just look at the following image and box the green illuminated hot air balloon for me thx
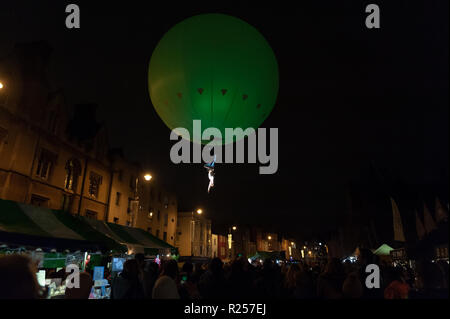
[148,13,279,145]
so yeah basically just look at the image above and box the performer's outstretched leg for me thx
[207,169,214,193]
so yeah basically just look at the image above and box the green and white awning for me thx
[84,218,176,255]
[372,244,394,256]
[0,198,125,252]
[0,198,176,255]
[16,203,84,240]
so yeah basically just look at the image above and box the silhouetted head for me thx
[182,262,194,274]
[231,257,245,274]
[65,272,93,299]
[342,272,363,299]
[122,259,139,279]
[194,263,203,273]
[263,258,273,268]
[209,257,223,276]
[416,260,446,290]
[134,253,145,268]
[0,255,40,299]
[324,258,344,276]
[357,248,374,266]
[285,264,301,288]
[147,261,159,274]
[386,266,405,283]
[161,259,179,279]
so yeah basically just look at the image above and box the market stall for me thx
[83,217,177,257]
[0,198,126,298]
[372,243,394,263]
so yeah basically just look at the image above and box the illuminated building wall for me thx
[0,43,111,221]
[0,42,178,246]
[176,211,212,257]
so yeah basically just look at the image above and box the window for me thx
[157,210,160,221]
[47,110,58,134]
[0,127,7,155]
[163,232,167,242]
[88,172,102,198]
[36,149,57,180]
[85,210,98,220]
[170,236,173,240]
[31,194,49,207]
[171,218,175,223]
[127,197,132,213]
[113,217,119,224]
[115,192,121,206]
[156,229,160,238]
[64,159,81,191]
[164,213,168,226]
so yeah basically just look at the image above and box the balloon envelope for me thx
[148,13,279,145]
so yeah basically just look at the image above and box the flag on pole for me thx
[423,203,437,234]
[415,211,426,240]
[435,197,448,223]
[390,197,406,242]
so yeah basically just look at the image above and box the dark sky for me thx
[1,1,448,238]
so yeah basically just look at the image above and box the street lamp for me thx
[191,208,203,257]
[228,225,237,260]
[0,82,4,89]
[132,172,152,227]
[268,236,272,240]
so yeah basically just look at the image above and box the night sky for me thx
[1,1,448,238]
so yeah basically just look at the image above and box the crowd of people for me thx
[125,249,448,300]
[0,249,448,299]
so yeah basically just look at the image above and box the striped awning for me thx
[0,198,124,252]
[0,198,176,255]
[84,218,176,255]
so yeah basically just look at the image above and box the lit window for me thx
[85,210,98,220]
[0,127,8,154]
[36,149,57,180]
[64,159,81,191]
[88,172,102,198]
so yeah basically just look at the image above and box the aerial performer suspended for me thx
[204,155,216,193]
[148,14,280,191]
